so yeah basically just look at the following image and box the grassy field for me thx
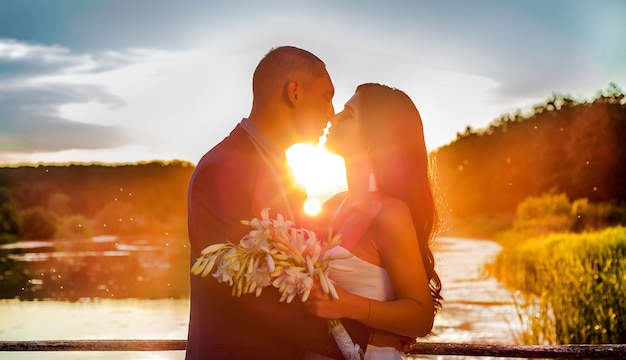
[490,226,625,344]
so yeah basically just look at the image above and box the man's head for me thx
[251,46,334,147]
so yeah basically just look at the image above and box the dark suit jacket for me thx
[185,124,368,359]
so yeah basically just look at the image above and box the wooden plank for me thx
[0,340,186,351]
[407,342,626,359]
[1,340,626,359]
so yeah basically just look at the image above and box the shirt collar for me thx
[239,118,285,164]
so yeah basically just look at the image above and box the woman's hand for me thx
[303,282,354,320]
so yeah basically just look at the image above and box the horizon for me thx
[1,81,621,170]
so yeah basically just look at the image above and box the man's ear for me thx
[286,81,300,107]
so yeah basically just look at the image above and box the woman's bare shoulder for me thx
[372,197,416,241]
[378,197,412,221]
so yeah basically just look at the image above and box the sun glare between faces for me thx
[286,143,347,215]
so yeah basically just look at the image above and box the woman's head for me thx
[327,83,443,312]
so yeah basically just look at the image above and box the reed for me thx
[491,226,626,344]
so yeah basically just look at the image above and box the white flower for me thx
[244,258,272,297]
[272,212,295,236]
[212,248,240,285]
[239,228,270,251]
[266,252,275,272]
[272,266,314,303]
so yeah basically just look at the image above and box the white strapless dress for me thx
[305,246,405,360]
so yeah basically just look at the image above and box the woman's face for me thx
[324,91,367,157]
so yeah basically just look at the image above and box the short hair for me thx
[252,46,326,101]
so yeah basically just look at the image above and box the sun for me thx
[286,143,347,215]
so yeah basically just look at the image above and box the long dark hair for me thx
[356,83,443,313]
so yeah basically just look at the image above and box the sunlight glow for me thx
[303,198,322,216]
[286,143,347,213]
[0,145,174,165]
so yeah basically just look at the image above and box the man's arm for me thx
[188,155,368,358]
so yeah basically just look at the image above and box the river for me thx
[420,237,521,345]
[409,237,522,360]
[0,237,521,359]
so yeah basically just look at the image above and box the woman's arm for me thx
[303,197,435,338]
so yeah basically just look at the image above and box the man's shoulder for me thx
[197,126,257,169]
[189,126,260,192]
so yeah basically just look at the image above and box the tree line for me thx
[431,83,626,224]
[0,160,194,243]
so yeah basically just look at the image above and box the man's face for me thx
[294,70,335,144]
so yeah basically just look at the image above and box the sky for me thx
[1,0,625,167]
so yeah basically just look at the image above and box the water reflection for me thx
[1,298,189,340]
[0,298,189,360]
[0,236,190,300]
[3,352,184,360]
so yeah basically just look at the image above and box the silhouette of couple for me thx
[186,46,443,360]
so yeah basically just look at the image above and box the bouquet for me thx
[191,208,363,360]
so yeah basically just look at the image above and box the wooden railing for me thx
[1,340,626,358]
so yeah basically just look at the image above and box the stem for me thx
[326,320,363,360]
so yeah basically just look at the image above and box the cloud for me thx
[0,39,141,156]
[0,38,151,76]
[0,84,128,152]
[0,38,263,164]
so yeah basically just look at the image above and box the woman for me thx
[304,83,443,359]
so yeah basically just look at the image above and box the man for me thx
[185,46,369,359]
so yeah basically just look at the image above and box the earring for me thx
[368,172,378,192]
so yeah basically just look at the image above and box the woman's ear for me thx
[286,81,300,107]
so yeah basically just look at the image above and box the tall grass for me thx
[491,226,626,344]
